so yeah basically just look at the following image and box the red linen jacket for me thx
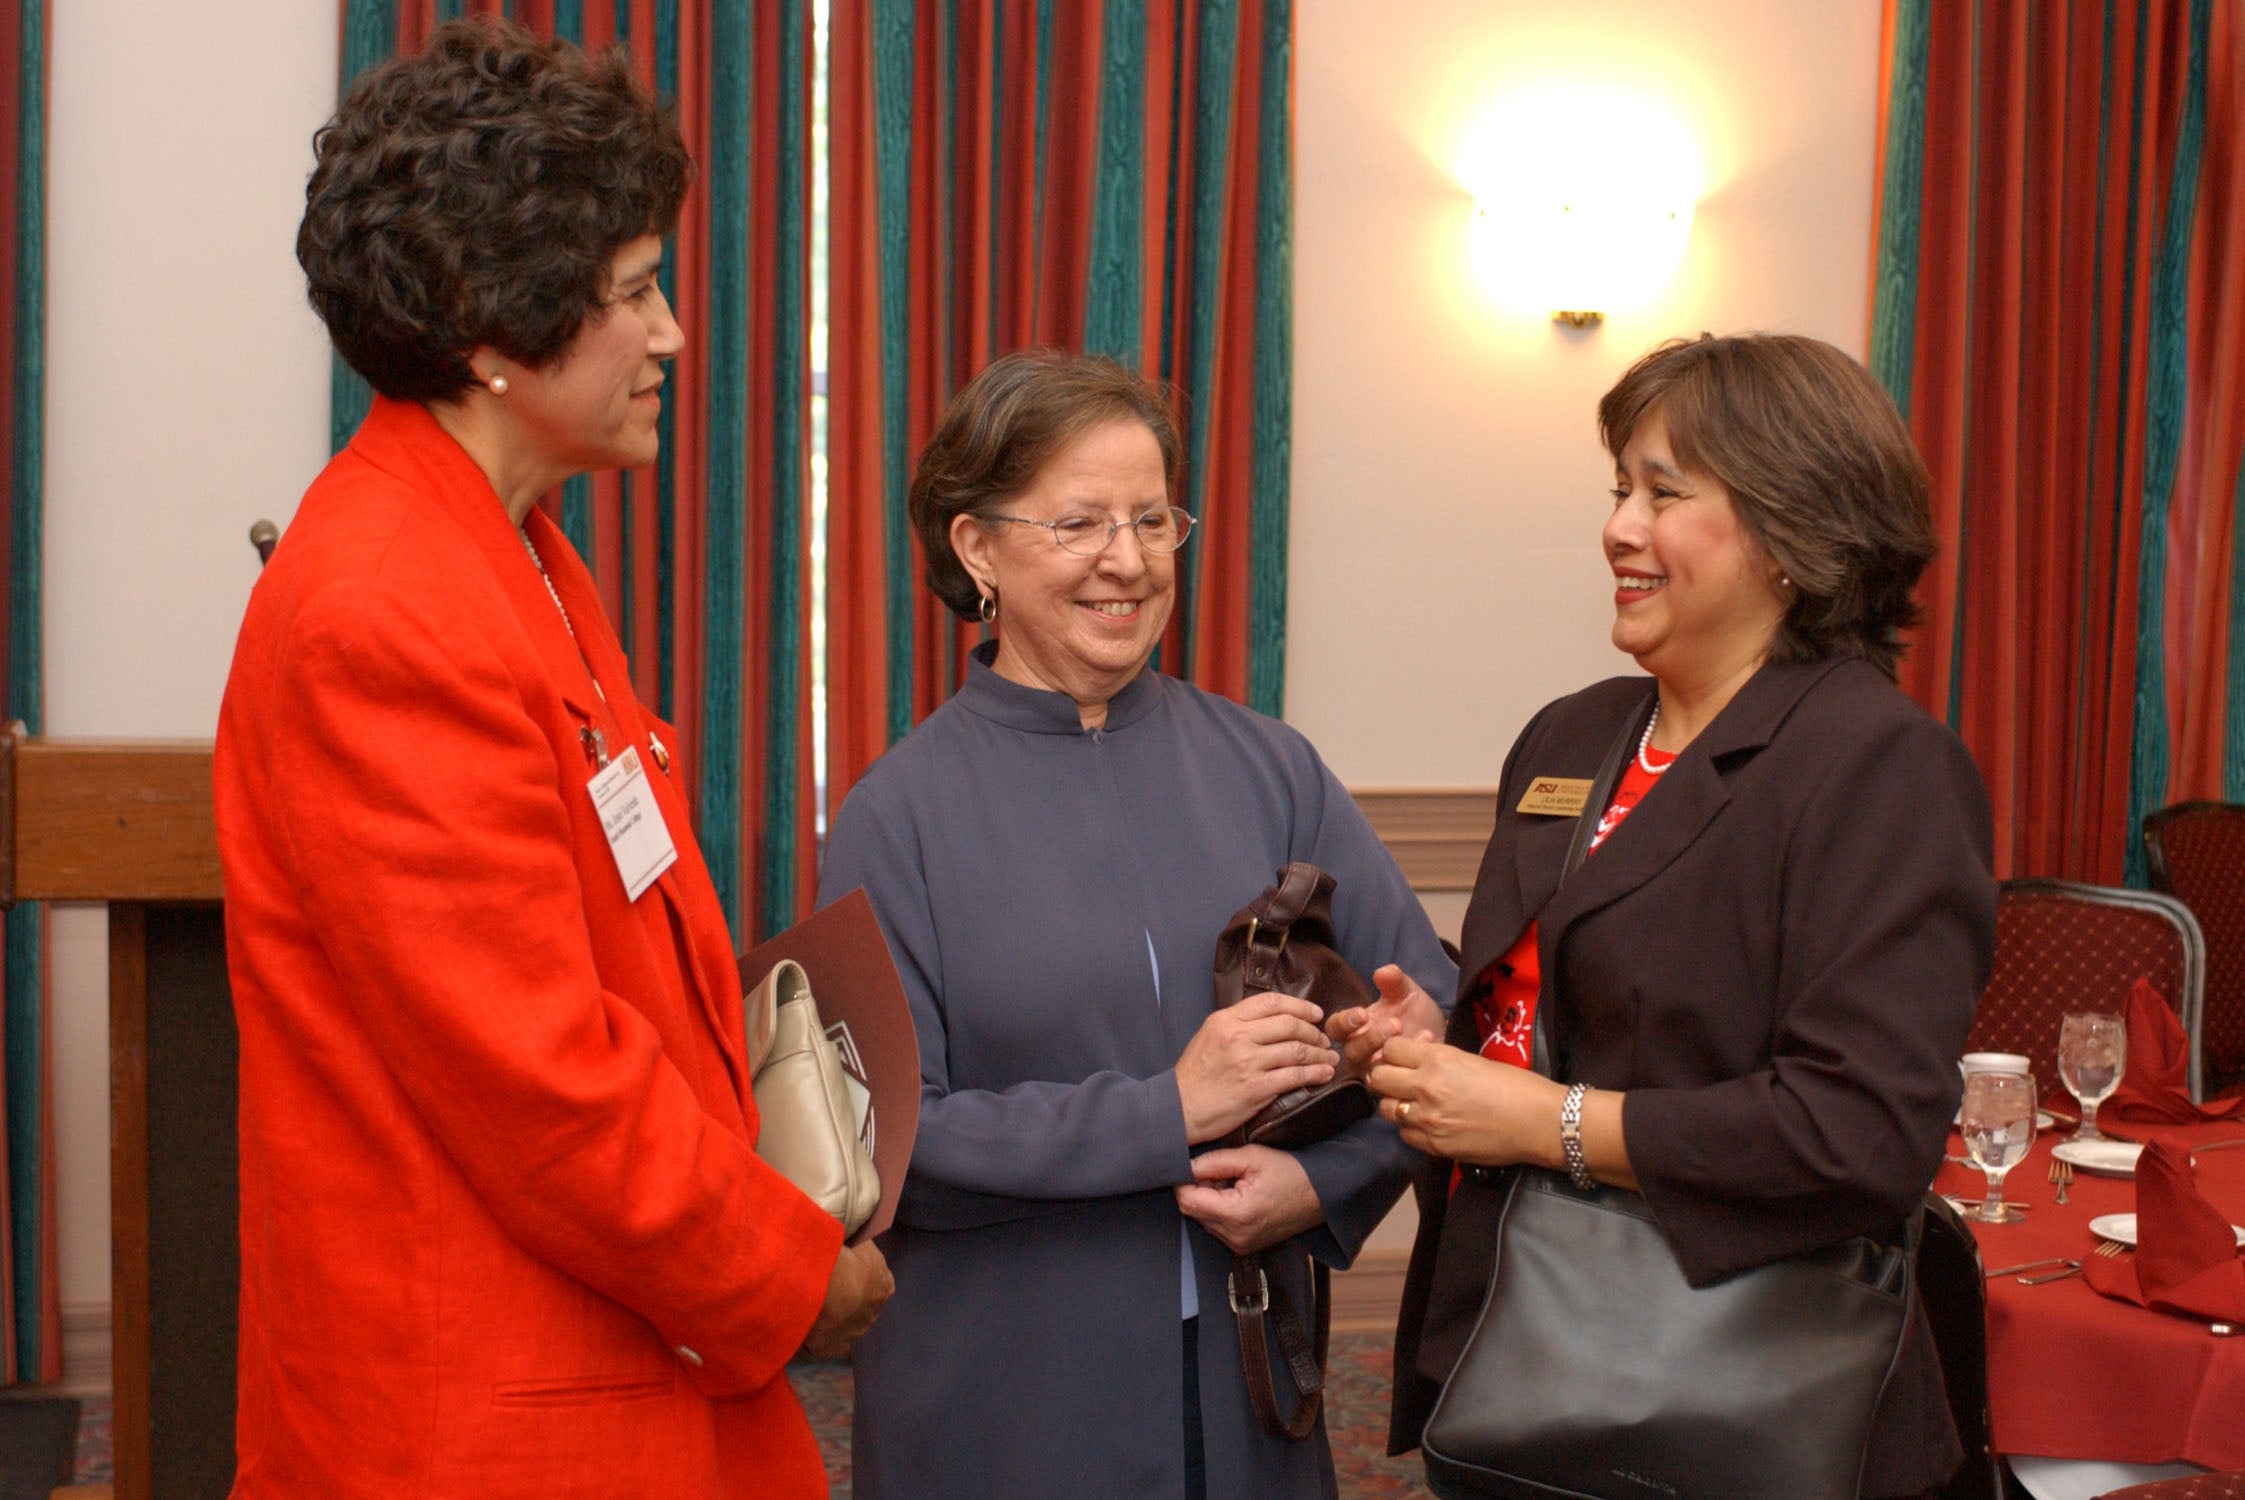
[214,397,840,1498]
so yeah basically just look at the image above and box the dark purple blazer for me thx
[1390,657,1996,1498]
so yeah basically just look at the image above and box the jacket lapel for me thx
[1537,657,1845,960]
[523,509,759,1104]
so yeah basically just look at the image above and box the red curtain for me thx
[1870,0,2245,883]
[825,0,1296,824]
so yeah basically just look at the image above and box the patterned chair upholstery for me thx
[2145,802,2245,1096]
[2095,1471,2245,1498]
[1965,879,2205,1103]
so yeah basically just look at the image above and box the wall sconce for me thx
[1460,88,1700,328]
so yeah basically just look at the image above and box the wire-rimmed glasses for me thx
[981,506,1197,555]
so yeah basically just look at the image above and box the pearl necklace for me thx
[522,530,577,639]
[1637,703,1669,774]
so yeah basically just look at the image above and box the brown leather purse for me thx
[1211,862,1378,1149]
[1208,862,1377,1440]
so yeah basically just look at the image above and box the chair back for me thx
[2144,801,2245,1094]
[1918,1193,2002,1500]
[1966,879,2205,1103]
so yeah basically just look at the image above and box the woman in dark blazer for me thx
[1333,334,1997,1499]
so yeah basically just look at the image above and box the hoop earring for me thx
[976,593,997,624]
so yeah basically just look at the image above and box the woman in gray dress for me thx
[817,350,1454,1500]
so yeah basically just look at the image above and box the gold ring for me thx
[1398,1101,1412,1123]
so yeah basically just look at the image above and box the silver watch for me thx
[1559,1082,1595,1190]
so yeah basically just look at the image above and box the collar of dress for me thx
[955,638,1164,735]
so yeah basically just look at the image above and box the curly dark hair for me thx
[1597,333,1936,679]
[298,18,692,402]
[911,350,1184,620]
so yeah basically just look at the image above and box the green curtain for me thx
[0,0,55,1385]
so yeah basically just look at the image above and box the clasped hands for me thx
[1171,991,1335,1254]
[1325,965,1568,1170]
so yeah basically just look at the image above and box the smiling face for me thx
[494,234,682,484]
[951,417,1175,725]
[1603,407,1788,693]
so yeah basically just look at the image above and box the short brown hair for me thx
[1598,333,1935,678]
[298,18,692,402]
[911,350,1184,620]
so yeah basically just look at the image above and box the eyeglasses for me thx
[980,506,1197,556]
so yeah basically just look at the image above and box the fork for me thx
[2048,1157,2073,1205]
[2094,1240,2130,1258]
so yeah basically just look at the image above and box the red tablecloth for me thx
[1936,1116,2245,1468]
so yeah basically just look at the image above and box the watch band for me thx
[1559,1082,1595,1190]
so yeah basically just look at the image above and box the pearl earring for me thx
[487,374,509,396]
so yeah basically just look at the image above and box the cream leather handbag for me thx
[745,959,881,1235]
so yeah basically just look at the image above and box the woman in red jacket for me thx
[215,21,887,1497]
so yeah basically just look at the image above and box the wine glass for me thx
[2058,1011,2127,1141]
[1958,1069,2038,1224]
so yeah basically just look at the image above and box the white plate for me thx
[2088,1212,2245,1249]
[2052,1139,2144,1177]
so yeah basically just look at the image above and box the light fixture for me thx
[1459,88,1700,328]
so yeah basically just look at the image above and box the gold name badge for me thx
[1517,777,1594,817]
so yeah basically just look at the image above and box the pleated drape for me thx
[1870,0,2245,885]
[824,0,1294,822]
[0,0,55,1387]
[329,0,817,938]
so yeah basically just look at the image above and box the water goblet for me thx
[2057,1011,2127,1141]
[1958,1069,2037,1224]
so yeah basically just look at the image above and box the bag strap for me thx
[1230,1254,1329,1439]
[1529,694,1653,1081]
[1255,862,1325,930]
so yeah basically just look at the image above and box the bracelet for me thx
[1559,1083,1595,1190]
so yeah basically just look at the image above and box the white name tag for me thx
[588,745,678,902]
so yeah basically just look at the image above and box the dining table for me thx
[1933,1111,2245,1482]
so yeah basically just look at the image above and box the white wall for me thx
[1288,0,1884,787]
[1291,0,1882,1254]
[45,3,337,1308]
[37,0,1880,1322]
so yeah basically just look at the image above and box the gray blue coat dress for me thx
[817,645,1454,1500]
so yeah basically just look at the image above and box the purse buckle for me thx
[1227,1265,1270,1316]
[1242,917,1290,986]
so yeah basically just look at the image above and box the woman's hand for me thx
[1366,1034,1568,1168]
[802,1239,895,1360]
[1325,964,1444,1078]
[1176,993,1336,1145]
[1174,1146,1325,1255]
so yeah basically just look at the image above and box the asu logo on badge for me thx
[1517,777,1594,817]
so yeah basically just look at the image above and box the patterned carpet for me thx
[787,1329,1434,1499]
[65,1332,1432,1496]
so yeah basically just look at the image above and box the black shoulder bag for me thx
[1419,705,1918,1500]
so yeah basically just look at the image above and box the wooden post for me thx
[1,729,225,1500]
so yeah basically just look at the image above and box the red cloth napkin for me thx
[2103,975,2245,1124]
[2081,1139,2245,1320]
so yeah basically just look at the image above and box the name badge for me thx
[589,746,679,902]
[1517,777,1594,817]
